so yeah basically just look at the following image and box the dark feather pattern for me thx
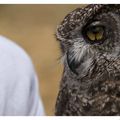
[55,4,120,116]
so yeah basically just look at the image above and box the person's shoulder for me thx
[0,35,33,74]
[0,35,31,62]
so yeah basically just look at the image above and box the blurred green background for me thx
[0,4,85,115]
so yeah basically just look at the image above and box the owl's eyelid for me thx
[89,21,102,27]
[82,20,105,34]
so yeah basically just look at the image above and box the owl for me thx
[55,4,120,116]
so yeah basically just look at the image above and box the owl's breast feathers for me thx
[55,57,120,116]
[55,79,120,116]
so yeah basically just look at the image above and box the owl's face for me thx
[57,5,120,79]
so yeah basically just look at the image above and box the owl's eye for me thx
[86,26,104,41]
[83,21,105,44]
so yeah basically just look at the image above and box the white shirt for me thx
[0,36,44,116]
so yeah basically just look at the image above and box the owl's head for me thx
[56,5,120,79]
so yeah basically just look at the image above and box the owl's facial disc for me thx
[66,14,120,76]
[59,6,120,77]
[83,21,105,44]
[67,21,107,75]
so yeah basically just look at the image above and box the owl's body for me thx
[55,5,120,116]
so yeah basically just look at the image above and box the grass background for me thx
[0,4,85,115]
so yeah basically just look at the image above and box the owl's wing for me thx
[55,85,69,116]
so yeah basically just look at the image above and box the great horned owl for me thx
[55,4,120,116]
